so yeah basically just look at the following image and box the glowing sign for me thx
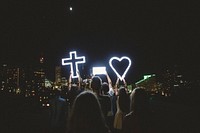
[92,67,106,75]
[109,56,131,81]
[62,51,86,78]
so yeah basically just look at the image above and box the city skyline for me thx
[1,50,199,84]
[1,1,199,132]
[1,0,200,82]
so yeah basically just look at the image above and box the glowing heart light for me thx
[109,56,131,81]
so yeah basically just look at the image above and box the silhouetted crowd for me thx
[48,72,154,133]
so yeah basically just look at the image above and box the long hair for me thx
[130,87,149,115]
[118,87,130,114]
[68,91,109,133]
[90,76,102,95]
[128,87,150,133]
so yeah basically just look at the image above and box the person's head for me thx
[90,76,102,94]
[118,87,130,113]
[130,87,149,114]
[69,91,108,133]
[101,82,109,95]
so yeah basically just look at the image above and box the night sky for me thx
[1,0,200,82]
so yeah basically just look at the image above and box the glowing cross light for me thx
[109,56,131,81]
[62,51,86,78]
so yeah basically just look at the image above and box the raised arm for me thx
[68,71,72,90]
[77,70,82,89]
[114,77,120,95]
[122,78,127,88]
[115,77,119,89]
[106,71,112,89]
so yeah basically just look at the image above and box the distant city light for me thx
[62,51,86,78]
[109,56,131,81]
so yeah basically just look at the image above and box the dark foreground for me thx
[1,94,199,133]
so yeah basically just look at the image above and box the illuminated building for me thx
[23,66,35,97]
[135,74,161,95]
[33,55,48,107]
[0,64,8,92]
[0,64,25,94]
[54,66,68,90]
[33,70,45,91]
[160,67,187,97]
[55,66,62,85]
[45,78,53,88]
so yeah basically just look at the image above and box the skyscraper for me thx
[55,66,61,84]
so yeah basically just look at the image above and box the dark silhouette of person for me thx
[102,81,115,131]
[122,87,152,133]
[101,81,113,117]
[113,77,128,117]
[67,91,110,133]
[114,86,130,133]
[102,82,110,95]
[67,71,83,109]
[49,88,69,133]
[90,76,112,127]
[67,85,80,109]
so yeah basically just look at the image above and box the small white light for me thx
[92,67,107,75]
[70,7,72,11]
